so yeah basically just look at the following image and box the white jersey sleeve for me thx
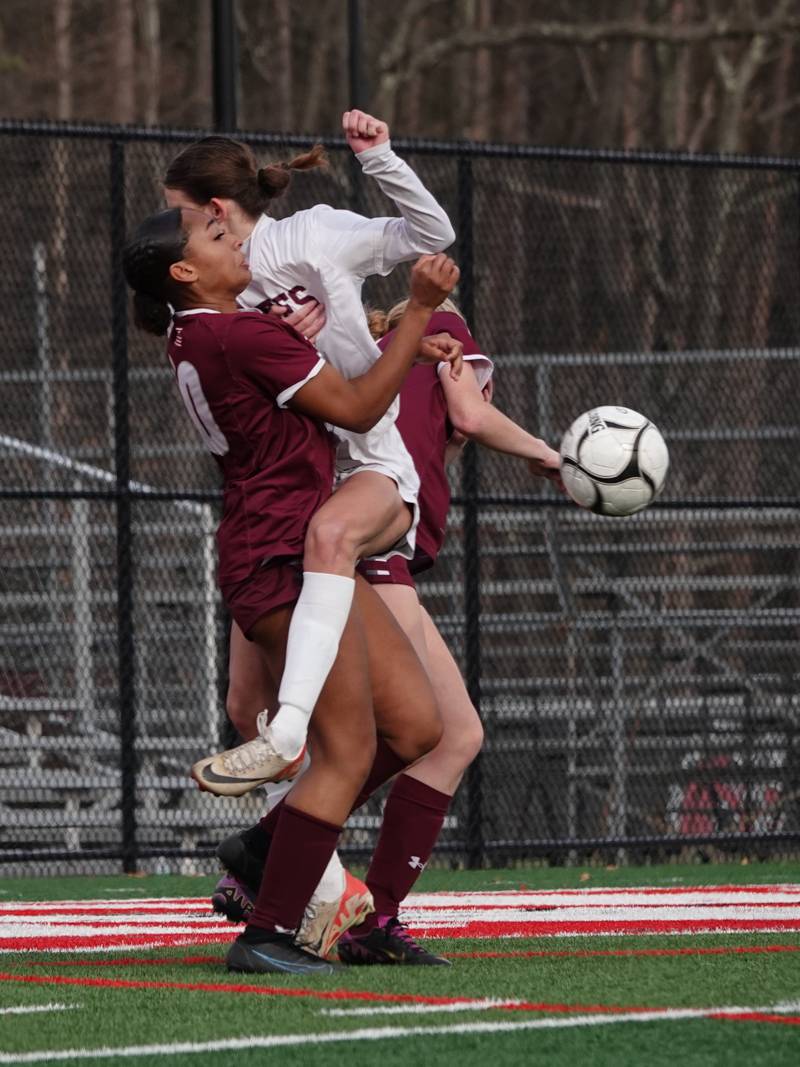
[311,141,455,279]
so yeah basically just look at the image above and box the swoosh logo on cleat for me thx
[248,946,333,974]
[199,767,269,785]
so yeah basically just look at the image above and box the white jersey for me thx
[238,140,455,555]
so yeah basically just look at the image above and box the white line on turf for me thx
[0,1004,78,1017]
[321,999,525,1017]
[0,1001,798,1062]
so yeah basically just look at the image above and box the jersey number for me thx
[175,361,229,456]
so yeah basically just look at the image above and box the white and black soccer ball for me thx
[559,406,669,516]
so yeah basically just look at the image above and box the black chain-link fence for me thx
[1,120,799,875]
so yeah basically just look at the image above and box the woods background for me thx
[1,1,799,867]
[4,0,800,155]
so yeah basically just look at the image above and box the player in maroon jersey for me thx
[337,301,562,963]
[165,112,457,782]
[211,300,563,966]
[122,205,460,975]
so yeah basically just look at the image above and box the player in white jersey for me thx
[164,111,458,789]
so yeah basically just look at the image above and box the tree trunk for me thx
[141,0,160,126]
[114,0,136,124]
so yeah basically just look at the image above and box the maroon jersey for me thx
[167,309,334,585]
[379,311,492,569]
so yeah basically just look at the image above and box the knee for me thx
[408,701,444,762]
[305,513,357,572]
[446,711,484,767]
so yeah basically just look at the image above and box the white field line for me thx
[4,905,800,934]
[3,887,800,911]
[400,906,800,924]
[0,1003,78,1017]
[321,999,525,1017]
[1,1001,799,1063]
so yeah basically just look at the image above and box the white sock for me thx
[313,849,346,903]
[269,572,355,759]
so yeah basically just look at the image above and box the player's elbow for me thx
[448,404,487,439]
[335,409,381,435]
[422,218,456,252]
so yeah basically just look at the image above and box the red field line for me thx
[29,955,223,968]
[449,944,800,961]
[0,906,214,917]
[0,933,235,951]
[6,919,800,953]
[6,899,800,918]
[411,920,800,937]
[714,1012,800,1027]
[409,901,800,911]
[0,970,659,1015]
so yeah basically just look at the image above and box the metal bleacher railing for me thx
[1,119,798,874]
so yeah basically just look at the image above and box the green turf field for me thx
[1,863,799,1066]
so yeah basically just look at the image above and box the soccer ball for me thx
[559,406,669,516]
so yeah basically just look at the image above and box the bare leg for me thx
[304,470,413,573]
[404,606,483,795]
[226,622,276,741]
[356,577,441,765]
[271,470,416,758]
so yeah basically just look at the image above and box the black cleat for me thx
[227,928,342,976]
[337,917,451,966]
[211,873,255,923]
[215,825,268,893]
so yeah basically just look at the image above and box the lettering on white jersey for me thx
[258,285,316,315]
[175,361,229,456]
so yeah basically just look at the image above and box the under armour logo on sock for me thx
[408,855,426,871]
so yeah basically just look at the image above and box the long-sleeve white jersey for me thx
[238,140,456,554]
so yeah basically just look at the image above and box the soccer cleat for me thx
[338,916,451,966]
[216,826,268,893]
[210,873,255,924]
[226,928,342,976]
[297,869,375,959]
[191,714,306,797]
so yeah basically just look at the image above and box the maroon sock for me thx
[361,773,451,929]
[258,799,284,839]
[249,804,341,934]
[351,739,410,811]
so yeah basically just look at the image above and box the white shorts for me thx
[333,412,420,561]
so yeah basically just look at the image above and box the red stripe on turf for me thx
[713,1012,800,1026]
[408,920,800,936]
[408,901,800,911]
[0,933,235,951]
[448,944,800,960]
[5,919,800,952]
[0,971,661,1015]
[0,907,213,917]
[29,955,222,967]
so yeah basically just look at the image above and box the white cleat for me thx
[297,869,375,959]
[191,713,306,797]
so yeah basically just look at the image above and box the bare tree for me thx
[114,0,136,125]
[140,0,160,126]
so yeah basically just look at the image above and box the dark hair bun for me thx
[256,163,291,200]
[133,291,172,336]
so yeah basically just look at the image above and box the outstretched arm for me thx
[322,110,455,276]
[441,363,563,486]
[290,255,461,433]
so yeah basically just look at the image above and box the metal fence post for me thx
[110,139,138,873]
[212,0,238,131]
[457,155,484,868]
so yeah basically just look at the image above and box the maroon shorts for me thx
[221,556,303,638]
[356,555,416,588]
